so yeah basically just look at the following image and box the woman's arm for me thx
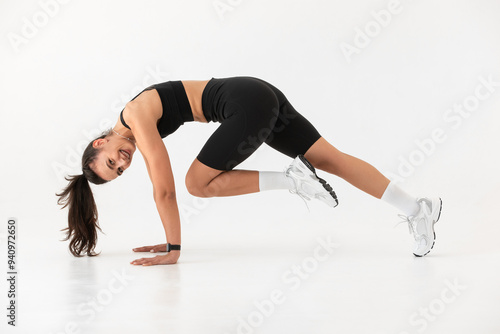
[124,101,181,266]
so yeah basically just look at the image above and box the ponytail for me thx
[57,174,102,256]
[56,130,111,257]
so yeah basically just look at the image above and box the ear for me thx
[92,138,108,149]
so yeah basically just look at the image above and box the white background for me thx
[1,0,499,333]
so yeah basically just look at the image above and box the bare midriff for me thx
[181,80,210,123]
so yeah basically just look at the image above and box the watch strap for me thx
[166,243,181,252]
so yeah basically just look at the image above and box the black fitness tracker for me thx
[166,243,181,252]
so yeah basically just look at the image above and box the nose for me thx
[114,157,129,173]
[119,160,129,171]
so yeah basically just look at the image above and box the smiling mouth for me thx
[120,149,131,160]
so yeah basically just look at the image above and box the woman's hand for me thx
[132,243,167,253]
[130,251,180,266]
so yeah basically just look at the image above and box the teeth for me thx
[121,150,130,159]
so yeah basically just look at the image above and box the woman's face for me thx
[91,135,137,181]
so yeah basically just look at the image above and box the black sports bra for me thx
[120,81,194,138]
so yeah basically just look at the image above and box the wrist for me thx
[166,243,181,252]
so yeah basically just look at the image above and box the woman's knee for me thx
[185,175,208,197]
[185,174,197,196]
[185,168,222,198]
[184,168,206,197]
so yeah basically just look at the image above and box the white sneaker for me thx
[285,155,338,208]
[399,197,442,257]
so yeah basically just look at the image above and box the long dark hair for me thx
[56,129,112,257]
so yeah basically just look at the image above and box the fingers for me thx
[130,257,157,266]
[132,244,167,253]
[146,247,161,253]
[130,254,177,266]
[132,246,152,252]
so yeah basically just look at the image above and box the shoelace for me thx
[285,166,311,212]
[395,214,419,238]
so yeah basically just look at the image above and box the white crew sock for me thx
[381,181,420,216]
[258,171,295,192]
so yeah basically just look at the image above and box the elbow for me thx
[154,189,176,202]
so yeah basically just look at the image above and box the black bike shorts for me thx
[197,77,322,171]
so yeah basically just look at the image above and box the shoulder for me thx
[123,89,163,130]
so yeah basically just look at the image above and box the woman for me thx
[56,76,442,266]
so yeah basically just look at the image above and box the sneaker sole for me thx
[298,154,339,207]
[413,197,442,257]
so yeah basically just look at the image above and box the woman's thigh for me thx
[196,79,280,171]
[264,98,322,159]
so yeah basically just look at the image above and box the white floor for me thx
[2,1,500,333]
[2,176,500,334]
